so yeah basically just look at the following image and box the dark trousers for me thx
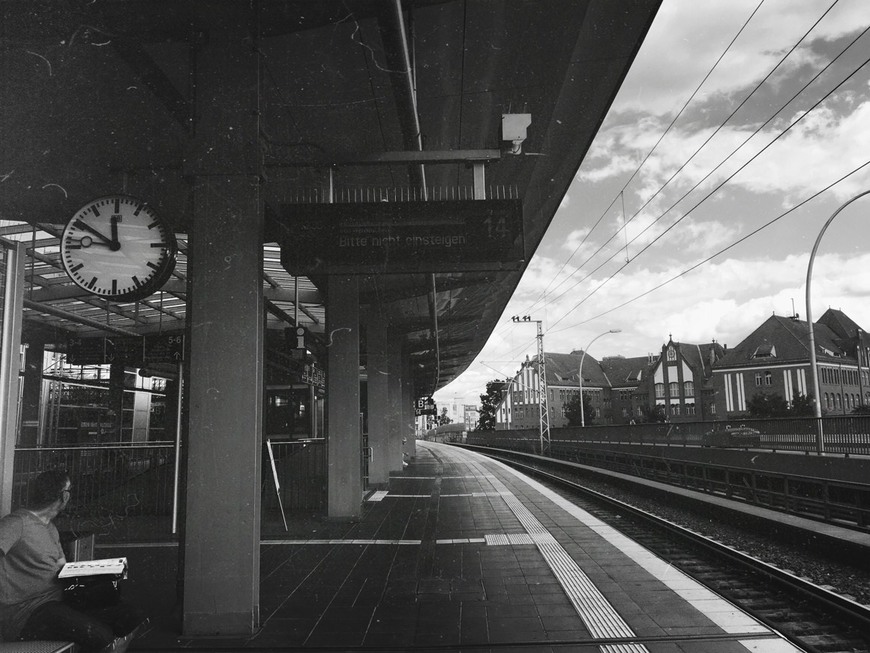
[20,599,146,653]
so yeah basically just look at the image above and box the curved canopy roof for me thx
[1,0,660,397]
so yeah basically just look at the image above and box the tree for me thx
[852,403,870,415]
[746,392,790,418]
[638,404,666,423]
[565,392,595,426]
[476,380,505,431]
[436,408,452,426]
[789,392,815,416]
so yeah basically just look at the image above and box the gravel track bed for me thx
[566,472,870,607]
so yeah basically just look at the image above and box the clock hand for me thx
[109,216,121,251]
[78,236,115,249]
[73,219,114,246]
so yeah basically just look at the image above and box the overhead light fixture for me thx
[501,113,532,154]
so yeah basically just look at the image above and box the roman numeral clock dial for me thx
[60,195,177,302]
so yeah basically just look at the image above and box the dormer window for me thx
[752,344,776,358]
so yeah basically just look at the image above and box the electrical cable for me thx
[526,0,770,309]
[520,0,844,322]
[497,37,870,365]
[546,25,870,330]
[559,158,870,329]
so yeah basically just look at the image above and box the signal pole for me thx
[511,315,550,455]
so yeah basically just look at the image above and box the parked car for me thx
[701,424,761,448]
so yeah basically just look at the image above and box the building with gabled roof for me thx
[634,339,726,422]
[711,310,870,417]
[494,343,714,428]
[599,355,654,422]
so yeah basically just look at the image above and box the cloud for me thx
[614,0,870,117]
[439,250,870,405]
[437,1,870,407]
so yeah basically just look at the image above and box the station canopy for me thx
[0,0,660,397]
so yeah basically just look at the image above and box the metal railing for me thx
[478,415,870,456]
[14,438,328,541]
[13,443,176,539]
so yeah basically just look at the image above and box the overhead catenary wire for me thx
[497,34,870,366]
[546,23,870,331]
[525,0,771,310]
[560,158,870,329]
[523,0,844,320]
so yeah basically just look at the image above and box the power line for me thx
[526,0,770,311]
[497,11,868,360]
[547,24,870,330]
[476,2,864,378]
[521,1,845,319]
[556,158,870,330]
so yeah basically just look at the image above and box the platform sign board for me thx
[415,397,437,417]
[105,336,144,366]
[67,336,106,365]
[280,199,524,275]
[67,334,183,366]
[144,333,184,364]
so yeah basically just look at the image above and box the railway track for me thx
[477,448,870,653]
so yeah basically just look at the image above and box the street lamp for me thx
[579,329,622,427]
[806,189,870,454]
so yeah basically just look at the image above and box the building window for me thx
[686,403,696,416]
[655,383,665,398]
[667,346,676,362]
[755,373,762,387]
[672,404,680,416]
[710,403,716,415]
[683,381,694,396]
[764,371,772,386]
[669,381,679,397]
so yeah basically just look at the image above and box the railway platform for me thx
[97,440,807,652]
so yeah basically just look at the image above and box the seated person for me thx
[0,470,147,653]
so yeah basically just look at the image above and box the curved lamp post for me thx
[806,189,870,454]
[579,329,622,427]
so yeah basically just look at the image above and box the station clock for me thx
[60,195,177,302]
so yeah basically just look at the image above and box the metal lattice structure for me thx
[536,320,551,455]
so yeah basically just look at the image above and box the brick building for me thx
[494,338,726,428]
[710,309,870,417]
[638,339,726,422]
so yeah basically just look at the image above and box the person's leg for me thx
[20,600,114,652]
[87,600,149,637]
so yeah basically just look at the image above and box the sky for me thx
[435,0,870,408]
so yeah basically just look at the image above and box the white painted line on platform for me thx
[435,537,487,544]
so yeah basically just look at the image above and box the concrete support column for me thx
[365,310,390,487]
[327,275,361,519]
[401,343,417,460]
[183,178,264,635]
[387,332,404,473]
[181,3,263,634]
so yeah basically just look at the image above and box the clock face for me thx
[60,195,177,301]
